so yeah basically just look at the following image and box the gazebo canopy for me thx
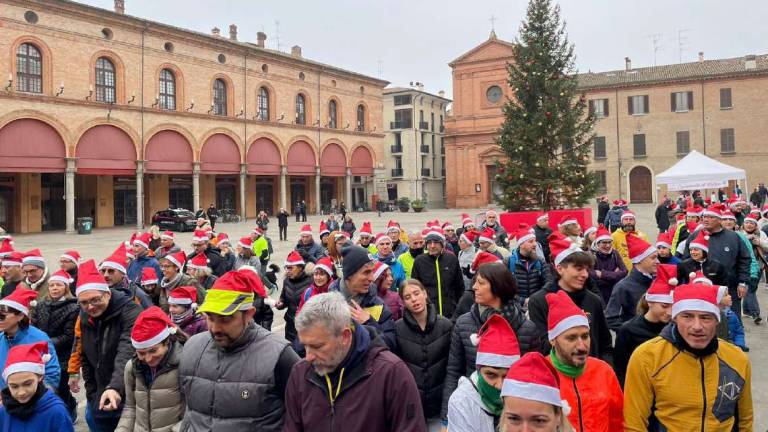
[656,150,746,191]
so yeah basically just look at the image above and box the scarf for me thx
[476,373,503,416]
[26,266,49,291]
[171,307,194,325]
[160,273,182,289]
[408,248,423,258]
[1,382,47,419]
[549,350,585,378]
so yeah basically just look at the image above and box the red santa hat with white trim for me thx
[702,203,723,218]
[645,263,677,304]
[478,227,496,244]
[0,287,39,316]
[49,269,74,286]
[461,213,474,228]
[0,239,14,258]
[373,261,389,281]
[514,224,536,244]
[374,232,389,245]
[359,221,373,238]
[59,250,81,266]
[689,270,712,285]
[386,220,401,233]
[187,253,210,271]
[501,352,565,410]
[238,236,253,249]
[442,221,455,231]
[548,234,584,266]
[132,232,153,249]
[460,229,478,244]
[536,213,549,224]
[744,211,760,225]
[583,226,597,238]
[2,251,23,267]
[689,230,710,253]
[626,233,656,264]
[720,209,736,221]
[594,226,612,244]
[252,226,264,237]
[2,341,51,382]
[686,206,703,217]
[162,251,187,271]
[300,224,313,236]
[471,251,502,273]
[140,267,159,286]
[100,244,128,274]
[285,250,305,267]
[424,227,445,244]
[131,306,177,349]
[191,229,209,243]
[76,259,111,296]
[470,314,520,368]
[557,215,579,228]
[168,286,198,309]
[672,282,721,321]
[21,249,45,268]
[160,230,175,241]
[216,233,230,245]
[546,290,590,341]
[655,231,673,249]
[620,210,636,221]
[314,256,335,278]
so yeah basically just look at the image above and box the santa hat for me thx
[216,233,230,245]
[374,232,390,245]
[478,227,496,243]
[426,219,441,230]
[231,267,267,299]
[460,229,478,244]
[2,341,51,382]
[285,250,305,267]
[514,224,536,244]
[162,251,186,271]
[626,233,656,264]
[486,209,498,218]
[470,314,520,368]
[442,221,455,231]
[672,282,721,321]
[546,290,589,340]
[471,251,502,273]
[501,352,564,408]
[690,270,712,285]
[424,227,446,244]
[49,269,74,285]
[612,199,621,205]
[359,221,373,237]
[373,261,389,281]
[702,204,723,218]
[583,226,597,238]
[132,232,152,249]
[160,231,175,241]
[131,306,176,349]
[645,264,677,303]
[75,259,110,296]
[536,213,549,223]
[675,213,686,223]
[100,244,128,274]
[21,249,45,268]
[548,234,584,266]
[689,231,710,253]
[300,224,313,236]
[720,209,736,221]
[140,267,159,286]
[238,236,253,249]
[594,226,612,244]
[386,220,401,233]
[0,239,13,258]
[168,286,198,309]
[620,210,636,221]
[728,195,739,206]
[125,240,135,260]
[461,213,474,227]
[761,204,768,217]
[317,221,329,236]
[197,269,264,315]
[191,229,209,243]
[686,206,703,217]
[2,251,23,267]
[0,287,39,316]
[557,215,579,228]
[252,226,264,237]
[59,250,81,266]
[744,211,760,225]
[335,231,351,241]
[655,231,672,249]
[187,253,210,270]
[314,257,335,278]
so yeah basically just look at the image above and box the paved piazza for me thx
[10,204,766,431]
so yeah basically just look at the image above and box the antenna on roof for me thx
[645,33,664,66]
[275,20,281,51]
[674,29,691,63]
[377,59,383,79]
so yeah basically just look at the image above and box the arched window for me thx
[95,57,116,103]
[159,69,176,110]
[213,78,227,116]
[356,104,365,131]
[16,43,42,93]
[328,100,338,128]
[295,94,306,125]
[257,87,270,121]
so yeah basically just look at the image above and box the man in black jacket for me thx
[533,214,553,263]
[605,234,658,330]
[597,196,610,227]
[188,229,227,276]
[528,235,612,360]
[655,199,672,233]
[76,259,142,431]
[411,229,465,320]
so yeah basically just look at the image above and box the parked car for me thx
[151,208,197,232]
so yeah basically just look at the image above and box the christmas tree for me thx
[495,0,596,211]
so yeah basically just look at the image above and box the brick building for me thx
[0,0,387,233]
[446,33,768,207]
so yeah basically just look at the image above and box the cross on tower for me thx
[489,14,497,31]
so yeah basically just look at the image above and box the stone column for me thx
[280,166,288,212]
[315,166,321,214]
[345,168,353,211]
[65,158,76,233]
[135,161,144,230]
[192,162,201,213]
[239,164,247,220]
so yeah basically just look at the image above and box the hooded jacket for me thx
[329,278,396,351]
[374,253,407,290]
[623,324,752,431]
[507,249,550,300]
[0,388,74,432]
[116,341,185,432]
[441,302,541,419]
[283,323,425,432]
[394,303,453,419]
[127,254,163,286]
[410,251,465,320]
[0,326,60,390]
[80,289,142,408]
[279,271,313,342]
[613,315,666,387]
[446,372,496,432]
[605,268,654,330]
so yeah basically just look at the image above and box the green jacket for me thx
[252,236,270,262]
[397,250,423,279]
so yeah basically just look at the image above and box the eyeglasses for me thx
[78,294,106,309]
[159,264,175,270]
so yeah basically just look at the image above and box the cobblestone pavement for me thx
[11,204,764,430]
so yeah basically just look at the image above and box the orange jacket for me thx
[549,356,624,432]
[67,315,82,375]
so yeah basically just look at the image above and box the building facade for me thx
[382,86,450,207]
[0,0,387,233]
[446,33,768,207]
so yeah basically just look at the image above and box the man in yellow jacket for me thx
[611,210,648,271]
[624,282,752,431]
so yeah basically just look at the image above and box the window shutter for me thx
[671,93,677,112]
[687,91,694,110]
[628,96,634,115]
[603,99,609,117]
[588,100,595,116]
[643,95,649,113]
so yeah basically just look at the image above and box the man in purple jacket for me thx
[588,227,628,304]
[284,292,425,432]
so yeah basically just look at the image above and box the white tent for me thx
[655,150,746,191]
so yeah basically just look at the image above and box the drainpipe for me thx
[701,80,706,154]
[316,68,322,214]
[136,21,148,230]
[615,88,621,199]
[241,51,248,220]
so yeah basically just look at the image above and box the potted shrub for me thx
[397,197,411,212]
[411,199,425,213]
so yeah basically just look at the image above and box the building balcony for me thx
[419,121,429,130]
[390,145,403,153]
[390,121,411,129]
[439,125,445,133]
[391,168,404,177]
[420,145,430,153]
[421,168,431,177]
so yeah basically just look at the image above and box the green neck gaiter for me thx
[549,350,585,378]
[476,373,503,416]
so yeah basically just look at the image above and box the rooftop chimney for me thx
[114,0,124,14]
[291,45,302,57]
[625,57,632,71]
[229,24,238,41]
[438,90,445,98]
[745,54,757,70]
[256,32,267,48]
[211,27,221,37]
[698,51,704,62]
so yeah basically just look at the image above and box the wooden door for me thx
[629,166,652,203]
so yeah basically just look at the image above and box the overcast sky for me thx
[82,0,768,99]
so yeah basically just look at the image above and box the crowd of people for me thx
[0,199,756,431]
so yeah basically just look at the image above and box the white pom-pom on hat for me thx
[168,326,177,335]
[704,235,710,240]
[191,302,198,310]
[689,272,696,279]
[561,399,571,416]
[29,300,37,308]
[264,297,277,307]
[41,353,52,363]
[668,277,678,286]
[469,333,480,346]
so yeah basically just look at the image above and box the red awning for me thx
[201,134,241,174]
[286,140,316,175]
[76,125,136,174]
[247,138,282,175]
[320,143,346,177]
[145,130,193,174]
[350,146,374,176]
[0,119,66,173]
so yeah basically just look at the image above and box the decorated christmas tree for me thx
[495,0,596,211]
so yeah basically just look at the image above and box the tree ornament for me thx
[520,173,525,178]
[538,122,542,126]
[546,112,552,117]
